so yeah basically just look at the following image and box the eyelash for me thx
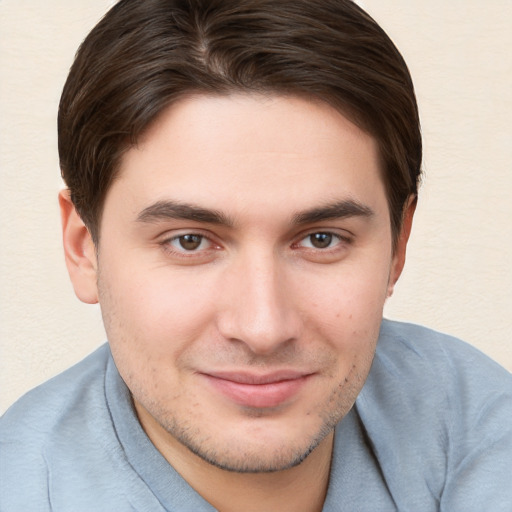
[294,232,351,251]
[159,230,353,260]
[160,232,219,258]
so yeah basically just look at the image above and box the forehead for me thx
[106,94,387,223]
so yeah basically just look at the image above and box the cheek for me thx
[297,260,390,331]
[98,262,219,362]
[292,257,389,378]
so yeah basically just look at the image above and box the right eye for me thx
[166,234,212,252]
[298,232,340,250]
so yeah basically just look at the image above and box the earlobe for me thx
[387,195,417,298]
[59,190,99,304]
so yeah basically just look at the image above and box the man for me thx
[1,0,510,510]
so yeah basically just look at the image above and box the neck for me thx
[185,435,333,512]
[136,402,334,512]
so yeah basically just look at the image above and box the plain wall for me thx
[1,0,511,414]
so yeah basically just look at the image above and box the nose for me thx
[216,250,302,355]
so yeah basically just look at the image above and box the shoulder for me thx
[376,318,509,372]
[374,319,511,400]
[0,344,112,510]
[369,319,512,446]
[356,319,512,510]
[0,344,110,442]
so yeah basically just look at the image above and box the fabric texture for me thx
[1,320,511,511]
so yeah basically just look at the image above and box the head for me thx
[59,0,421,475]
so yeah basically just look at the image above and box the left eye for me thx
[169,234,211,252]
[298,231,341,249]
[298,232,341,249]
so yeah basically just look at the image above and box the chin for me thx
[180,432,326,473]
[161,406,338,474]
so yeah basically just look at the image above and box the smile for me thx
[200,371,313,409]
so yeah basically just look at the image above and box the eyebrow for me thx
[136,200,234,226]
[292,199,374,225]
[136,198,374,227]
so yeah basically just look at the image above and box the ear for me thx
[59,189,99,304]
[387,195,416,298]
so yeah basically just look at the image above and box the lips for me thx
[200,370,312,409]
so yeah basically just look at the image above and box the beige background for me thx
[1,0,511,414]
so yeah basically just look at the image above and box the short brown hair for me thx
[58,0,422,245]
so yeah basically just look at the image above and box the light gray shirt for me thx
[1,320,511,511]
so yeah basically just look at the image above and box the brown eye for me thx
[176,234,204,251]
[309,233,333,249]
[164,232,218,261]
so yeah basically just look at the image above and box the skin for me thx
[60,94,414,512]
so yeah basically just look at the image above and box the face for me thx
[72,94,409,473]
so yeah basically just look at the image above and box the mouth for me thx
[199,370,313,409]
